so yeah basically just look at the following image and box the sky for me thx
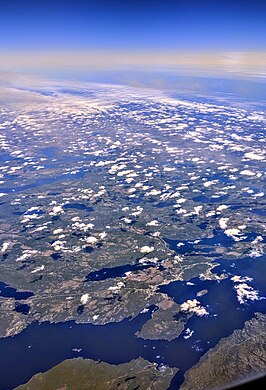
[0,0,266,73]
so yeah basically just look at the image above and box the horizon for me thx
[1,1,266,75]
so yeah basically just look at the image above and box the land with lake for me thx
[0,75,265,389]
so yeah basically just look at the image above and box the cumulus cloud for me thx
[231,275,260,304]
[140,245,154,254]
[234,283,259,304]
[80,293,89,305]
[180,299,209,317]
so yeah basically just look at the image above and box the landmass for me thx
[15,357,177,390]
[0,75,265,390]
[181,313,266,390]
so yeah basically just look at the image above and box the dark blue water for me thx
[251,208,266,217]
[24,209,45,216]
[192,195,229,203]
[85,262,155,282]
[0,282,34,300]
[164,230,259,256]
[50,253,63,261]
[14,303,30,315]
[40,146,59,159]
[63,203,93,212]
[0,170,86,194]
[0,153,12,163]
[214,256,266,293]
[160,256,266,308]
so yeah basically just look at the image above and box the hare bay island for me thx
[0,75,265,390]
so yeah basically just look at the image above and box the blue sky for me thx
[1,0,266,51]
